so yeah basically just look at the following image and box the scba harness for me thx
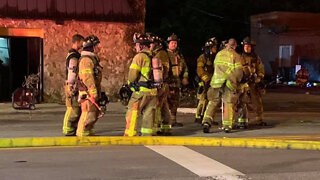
[131,51,164,90]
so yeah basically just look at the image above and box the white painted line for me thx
[146,146,246,179]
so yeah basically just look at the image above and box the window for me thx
[279,45,292,67]
[0,37,9,66]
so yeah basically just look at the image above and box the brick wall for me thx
[0,18,144,102]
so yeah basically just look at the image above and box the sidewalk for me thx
[0,92,320,150]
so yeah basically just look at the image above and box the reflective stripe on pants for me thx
[76,100,98,137]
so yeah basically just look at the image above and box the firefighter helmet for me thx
[146,32,167,49]
[167,33,179,42]
[204,37,218,47]
[119,84,133,106]
[241,36,256,46]
[133,33,151,44]
[146,32,161,43]
[83,35,100,48]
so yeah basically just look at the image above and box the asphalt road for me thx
[0,146,319,180]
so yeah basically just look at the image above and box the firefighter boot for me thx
[202,122,211,133]
[238,118,249,129]
[222,126,231,133]
[160,124,172,136]
[255,116,267,126]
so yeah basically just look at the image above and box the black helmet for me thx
[203,37,218,58]
[146,32,161,43]
[83,35,100,48]
[204,37,218,47]
[119,84,132,106]
[146,32,167,46]
[167,33,179,42]
[133,33,151,45]
[241,36,256,46]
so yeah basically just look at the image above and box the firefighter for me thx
[76,35,103,136]
[124,33,160,136]
[202,38,243,133]
[241,37,266,126]
[147,33,172,135]
[62,34,84,136]
[296,66,310,87]
[236,55,251,129]
[167,33,189,127]
[195,37,218,124]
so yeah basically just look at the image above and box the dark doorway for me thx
[0,37,43,102]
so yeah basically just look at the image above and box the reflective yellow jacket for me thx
[197,54,214,83]
[167,49,188,88]
[78,51,102,99]
[154,48,170,81]
[128,48,154,92]
[241,52,265,81]
[210,47,243,91]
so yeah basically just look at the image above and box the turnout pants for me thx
[167,86,180,123]
[125,91,157,136]
[195,83,210,120]
[76,98,99,136]
[155,84,172,134]
[237,83,250,125]
[248,83,264,122]
[62,85,81,135]
[202,86,238,129]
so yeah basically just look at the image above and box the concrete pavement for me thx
[0,92,320,149]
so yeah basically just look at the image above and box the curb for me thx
[177,108,196,114]
[0,136,320,150]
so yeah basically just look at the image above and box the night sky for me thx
[146,0,320,58]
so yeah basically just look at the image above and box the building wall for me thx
[251,12,320,77]
[0,18,144,102]
[278,35,320,63]
[0,0,144,23]
[251,26,279,76]
[252,28,320,76]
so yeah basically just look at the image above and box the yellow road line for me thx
[253,135,320,140]
[0,136,320,150]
